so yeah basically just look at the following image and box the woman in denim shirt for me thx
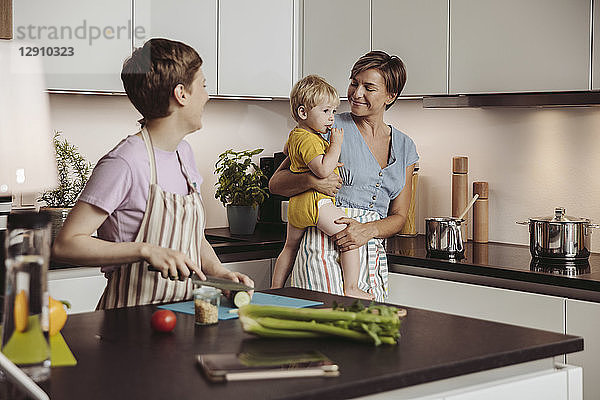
[270,51,419,301]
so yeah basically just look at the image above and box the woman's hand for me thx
[331,217,376,252]
[310,164,343,197]
[142,244,205,281]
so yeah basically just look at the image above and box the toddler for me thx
[271,75,372,300]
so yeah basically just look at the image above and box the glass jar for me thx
[1,211,52,383]
[193,286,221,325]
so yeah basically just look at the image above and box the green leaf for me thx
[214,148,269,207]
[39,131,94,207]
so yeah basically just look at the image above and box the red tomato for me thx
[151,310,177,333]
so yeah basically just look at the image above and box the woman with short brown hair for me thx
[270,51,418,301]
[52,38,253,309]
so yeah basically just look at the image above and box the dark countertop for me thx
[49,223,287,270]
[386,235,600,302]
[43,287,582,400]
[203,223,285,263]
[203,225,600,302]
[50,224,600,302]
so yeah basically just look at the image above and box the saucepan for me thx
[517,207,600,261]
[425,217,465,258]
[425,195,478,259]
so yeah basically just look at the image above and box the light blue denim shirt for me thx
[327,112,419,219]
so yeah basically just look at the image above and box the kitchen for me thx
[1,0,600,399]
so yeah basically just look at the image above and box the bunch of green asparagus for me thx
[238,302,402,346]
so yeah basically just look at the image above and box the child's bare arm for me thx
[307,128,343,178]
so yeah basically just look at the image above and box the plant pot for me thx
[226,205,258,235]
[42,207,71,243]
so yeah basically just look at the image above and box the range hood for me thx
[422,91,600,108]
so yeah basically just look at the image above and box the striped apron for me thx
[290,208,389,301]
[97,128,205,309]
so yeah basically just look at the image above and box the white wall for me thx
[48,94,600,252]
[48,94,294,229]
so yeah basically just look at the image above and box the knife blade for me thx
[147,266,254,291]
[192,274,254,291]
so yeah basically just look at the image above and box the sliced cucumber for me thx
[233,291,251,308]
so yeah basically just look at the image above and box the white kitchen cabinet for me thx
[372,0,447,96]
[134,0,218,95]
[218,0,294,97]
[566,298,600,400]
[302,0,370,98]
[444,366,577,400]
[13,0,131,92]
[48,267,107,314]
[450,0,590,94]
[593,0,600,90]
[360,361,581,400]
[223,259,271,290]
[388,272,564,333]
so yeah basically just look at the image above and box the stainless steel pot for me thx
[425,217,464,258]
[517,207,600,260]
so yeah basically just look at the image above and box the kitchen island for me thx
[47,226,599,397]
[30,288,581,399]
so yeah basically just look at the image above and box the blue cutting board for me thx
[158,292,323,320]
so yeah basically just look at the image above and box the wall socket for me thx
[10,193,38,210]
[20,193,37,207]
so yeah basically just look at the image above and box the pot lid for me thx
[530,207,590,223]
[425,217,464,222]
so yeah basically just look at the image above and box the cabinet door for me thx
[372,0,447,96]
[388,272,564,333]
[593,0,600,89]
[48,268,107,314]
[566,298,600,400]
[134,0,218,95]
[302,0,370,98]
[13,0,131,92]
[445,368,571,400]
[218,0,293,97]
[223,259,271,290]
[450,0,590,94]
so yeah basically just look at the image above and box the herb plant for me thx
[214,149,269,207]
[39,131,93,208]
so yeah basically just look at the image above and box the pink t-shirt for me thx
[79,135,203,272]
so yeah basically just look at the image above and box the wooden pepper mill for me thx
[399,163,419,237]
[451,156,469,239]
[473,181,489,243]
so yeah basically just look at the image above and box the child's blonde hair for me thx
[290,75,340,122]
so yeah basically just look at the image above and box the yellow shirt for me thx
[286,127,339,229]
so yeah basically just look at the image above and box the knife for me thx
[191,274,254,292]
[147,265,254,291]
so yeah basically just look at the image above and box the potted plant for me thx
[214,149,269,234]
[39,131,93,241]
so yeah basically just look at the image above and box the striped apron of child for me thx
[97,128,205,309]
[290,208,389,301]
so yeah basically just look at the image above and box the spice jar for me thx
[194,286,221,325]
